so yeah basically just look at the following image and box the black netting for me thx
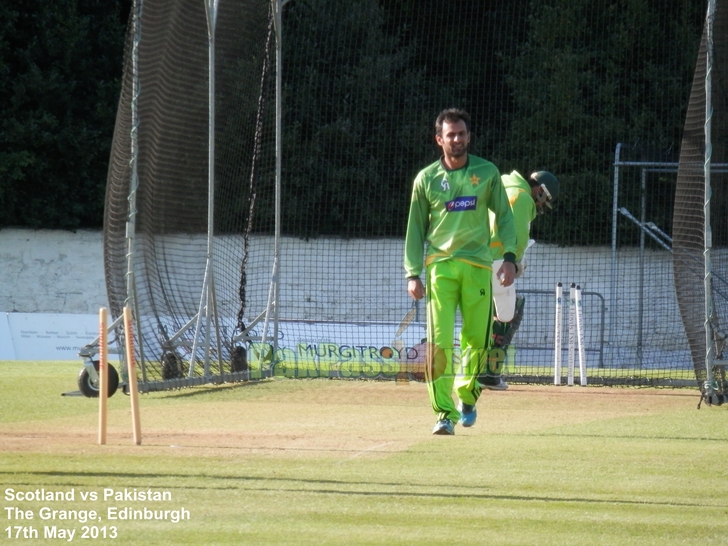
[673,0,728,389]
[105,0,275,385]
[103,0,726,391]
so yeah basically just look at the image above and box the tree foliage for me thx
[280,0,445,238]
[0,0,706,244]
[0,0,129,229]
[498,0,704,244]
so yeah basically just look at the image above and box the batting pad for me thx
[491,259,516,322]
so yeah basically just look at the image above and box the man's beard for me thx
[449,144,468,157]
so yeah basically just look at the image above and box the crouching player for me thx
[479,170,560,390]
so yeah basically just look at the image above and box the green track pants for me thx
[425,259,494,423]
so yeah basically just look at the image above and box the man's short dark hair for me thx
[435,108,471,135]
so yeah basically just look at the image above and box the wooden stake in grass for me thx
[98,307,108,445]
[123,306,142,445]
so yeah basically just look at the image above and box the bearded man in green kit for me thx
[404,108,517,435]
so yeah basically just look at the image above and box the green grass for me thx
[1,361,727,545]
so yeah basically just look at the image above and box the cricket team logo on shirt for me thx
[445,196,477,212]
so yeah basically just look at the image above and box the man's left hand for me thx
[496,261,516,287]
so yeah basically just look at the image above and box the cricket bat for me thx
[392,302,417,384]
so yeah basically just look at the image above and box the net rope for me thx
[103,0,726,389]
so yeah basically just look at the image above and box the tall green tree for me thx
[281,0,457,238]
[381,0,529,156]
[499,0,704,244]
[0,0,129,229]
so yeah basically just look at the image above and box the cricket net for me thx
[98,0,724,393]
[104,0,276,388]
[672,0,728,395]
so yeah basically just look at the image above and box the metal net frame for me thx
[79,0,280,393]
[77,0,728,396]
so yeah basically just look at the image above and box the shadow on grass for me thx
[149,379,275,399]
[1,470,724,509]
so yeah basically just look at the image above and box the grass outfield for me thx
[1,361,727,545]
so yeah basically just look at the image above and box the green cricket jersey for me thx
[489,170,537,262]
[404,155,517,278]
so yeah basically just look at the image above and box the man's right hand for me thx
[408,278,425,300]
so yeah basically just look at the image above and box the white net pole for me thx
[189,0,219,377]
[704,0,716,392]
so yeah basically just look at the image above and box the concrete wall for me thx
[0,227,693,365]
[0,228,108,314]
[0,227,681,322]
